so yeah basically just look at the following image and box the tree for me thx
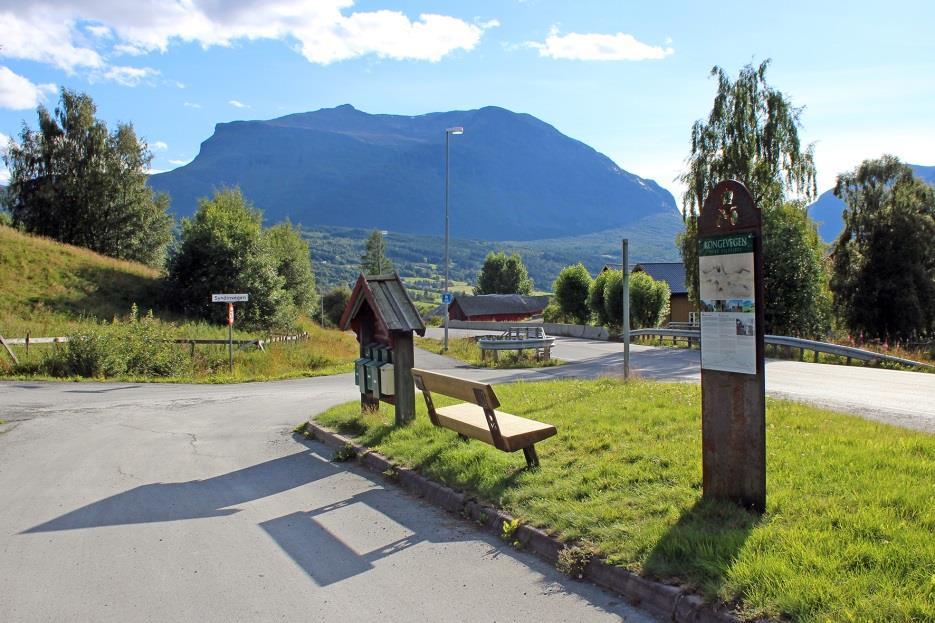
[3,88,172,266]
[763,202,831,336]
[360,230,393,275]
[552,263,592,325]
[474,251,533,295]
[677,60,824,336]
[603,270,671,330]
[831,156,935,340]
[322,285,352,327]
[588,270,612,326]
[166,188,294,329]
[264,222,318,317]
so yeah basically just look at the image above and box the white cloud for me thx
[168,158,190,166]
[183,101,202,109]
[152,140,168,151]
[0,66,56,110]
[85,24,111,39]
[0,2,495,72]
[528,27,673,61]
[229,100,250,109]
[93,64,159,86]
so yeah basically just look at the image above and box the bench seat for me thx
[434,403,557,452]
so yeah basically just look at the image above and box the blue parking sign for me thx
[442,293,452,305]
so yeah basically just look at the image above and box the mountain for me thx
[148,105,678,241]
[809,164,935,242]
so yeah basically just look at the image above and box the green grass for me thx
[415,336,563,369]
[316,379,935,622]
[0,225,359,382]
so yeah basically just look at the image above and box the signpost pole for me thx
[228,303,234,374]
[622,239,630,381]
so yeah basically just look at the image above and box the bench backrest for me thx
[411,368,500,409]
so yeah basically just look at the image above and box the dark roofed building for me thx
[448,294,550,322]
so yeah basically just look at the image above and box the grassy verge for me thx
[415,336,563,369]
[1,320,357,383]
[316,379,934,622]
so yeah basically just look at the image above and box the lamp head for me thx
[446,126,464,135]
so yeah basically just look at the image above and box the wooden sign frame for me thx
[698,180,766,512]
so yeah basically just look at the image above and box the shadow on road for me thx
[22,450,340,533]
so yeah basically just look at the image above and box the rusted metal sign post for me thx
[698,180,766,512]
[212,293,248,374]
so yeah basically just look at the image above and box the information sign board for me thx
[699,232,756,374]
[212,293,249,302]
[441,292,452,305]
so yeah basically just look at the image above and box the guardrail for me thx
[628,328,933,370]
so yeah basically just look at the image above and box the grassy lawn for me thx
[316,379,935,622]
[415,336,563,369]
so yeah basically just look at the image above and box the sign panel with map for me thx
[699,232,756,374]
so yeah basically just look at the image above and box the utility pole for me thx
[622,239,630,381]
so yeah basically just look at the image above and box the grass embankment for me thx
[415,336,563,369]
[0,225,358,381]
[317,379,934,622]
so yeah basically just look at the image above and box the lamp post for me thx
[444,126,463,352]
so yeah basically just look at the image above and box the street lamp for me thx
[444,126,463,352]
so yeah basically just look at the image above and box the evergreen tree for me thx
[360,230,393,275]
[474,251,533,295]
[831,156,935,340]
[3,88,172,266]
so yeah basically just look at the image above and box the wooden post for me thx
[26,332,30,359]
[393,332,416,425]
[0,334,18,365]
[698,180,766,513]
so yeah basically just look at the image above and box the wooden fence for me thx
[0,332,311,364]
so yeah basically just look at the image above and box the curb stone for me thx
[302,420,742,623]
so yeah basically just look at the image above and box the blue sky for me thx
[1,0,933,204]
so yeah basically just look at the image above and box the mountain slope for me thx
[809,164,935,242]
[149,105,678,241]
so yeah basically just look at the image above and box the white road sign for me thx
[212,293,249,302]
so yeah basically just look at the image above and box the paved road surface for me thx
[425,328,935,433]
[0,378,656,623]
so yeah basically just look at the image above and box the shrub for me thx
[552,263,592,325]
[588,270,611,326]
[65,325,126,377]
[118,306,189,376]
[323,286,352,327]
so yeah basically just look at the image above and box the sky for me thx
[1,0,933,205]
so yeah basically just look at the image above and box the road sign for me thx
[441,293,452,305]
[212,293,249,302]
[227,303,234,326]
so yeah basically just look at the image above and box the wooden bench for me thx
[411,368,557,467]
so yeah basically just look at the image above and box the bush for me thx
[323,286,352,327]
[552,263,592,325]
[64,325,126,377]
[603,271,670,330]
[588,270,611,326]
[61,306,189,378]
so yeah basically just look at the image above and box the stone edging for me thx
[303,420,741,623]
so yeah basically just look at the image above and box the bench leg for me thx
[522,445,539,468]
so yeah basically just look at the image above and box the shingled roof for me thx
[600,262,688,295]
[633,262,688,295]
[340,273,426,335]
[453,294,551,318]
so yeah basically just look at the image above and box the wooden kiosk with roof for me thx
[340,273,426,425]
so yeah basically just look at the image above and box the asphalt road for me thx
[0,377,656,623]
[2,334,932,622]
[426,328,935,433]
